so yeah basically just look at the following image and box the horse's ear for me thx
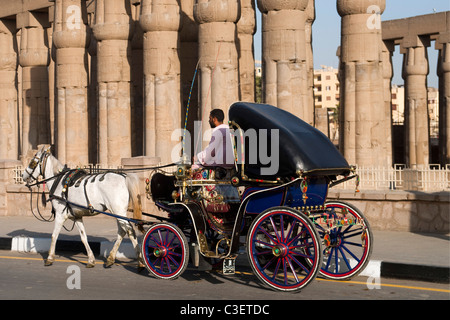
[39,144,52,154]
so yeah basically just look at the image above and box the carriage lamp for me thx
[172,190,180,200]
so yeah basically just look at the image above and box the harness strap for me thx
[47,194,147,226]
[83,179,94,213]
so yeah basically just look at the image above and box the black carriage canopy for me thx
[228,102,351,179]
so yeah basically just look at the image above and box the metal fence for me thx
[12,163,124,185]
[337,164,450,192]
[12,163,450,192]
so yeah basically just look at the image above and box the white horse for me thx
[22,145,144,269]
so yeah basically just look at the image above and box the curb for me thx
[4,236,135,260]
[2,236,449,284]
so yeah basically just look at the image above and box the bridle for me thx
[24,149,51,187]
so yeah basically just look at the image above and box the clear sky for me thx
[254,0,450,88]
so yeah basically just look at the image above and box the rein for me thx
[24,152,177,227]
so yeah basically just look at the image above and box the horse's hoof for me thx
[86,262,95,268]
[137,264,145,273]
[44,259,54,267]
[104,260,114,268]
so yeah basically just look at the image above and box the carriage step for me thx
[197,231,210,253]
[203,250,219,258]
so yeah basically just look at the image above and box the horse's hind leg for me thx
[74,219,96,268]
[125,222,145,269]
[105,219,127,267]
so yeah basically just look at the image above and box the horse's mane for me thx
[49,154,65,176]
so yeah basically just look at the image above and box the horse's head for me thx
[22,145,52,185]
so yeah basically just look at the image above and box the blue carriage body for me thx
[243,176,329,215]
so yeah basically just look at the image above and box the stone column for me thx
[52,0,90,165]
[337,0,388,167]
[179,0,199,154]
[194,0,240,129]
[130,0,144,157]
[401,36,430,166]
[0,20,18,160]
[17,11,51,156]
[305,0,315,119]
[258,0,311,123]
[237,0,256,102]
[437,34,450,166]
[92,0,133,166]
[87,13,98,164]
[382,40,395,166]
[140,0,181,164]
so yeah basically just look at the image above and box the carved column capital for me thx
[140,0,181,33]
[52,0,90,49]
[337,0,385,16]
[257,0,308,13]
[194,0,240,24]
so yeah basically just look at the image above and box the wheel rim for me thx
[142,224,187,279]
[315,202,372,279]
[248,209,321,291]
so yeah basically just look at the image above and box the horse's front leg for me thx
[74,218,96,268]
[46,211,66,266]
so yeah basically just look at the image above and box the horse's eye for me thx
[29,160,38,169]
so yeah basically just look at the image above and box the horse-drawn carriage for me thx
[143,102,373,292]
[22,102,372,293]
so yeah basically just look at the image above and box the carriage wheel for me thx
[141,223,189,280]
[314,201,373,280]
[246,207,322,292]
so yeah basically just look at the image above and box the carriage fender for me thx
[167,202,206,245]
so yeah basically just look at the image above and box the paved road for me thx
[1,250,448,305]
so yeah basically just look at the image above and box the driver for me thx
[193,109,235,169]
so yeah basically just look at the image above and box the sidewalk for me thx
[0,215,449,283]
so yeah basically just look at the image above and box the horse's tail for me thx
[126,174,144,233]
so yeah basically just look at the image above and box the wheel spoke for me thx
[257,225,278,244]
[286,257,300,283]
[261,256,277,271]
[269,216,281,243]
[289,253,310,274]
[341,242,361,261]
[255,239,275,248]
[337,246,352,271]
[272,258,282,280]
[323,247,335,272]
